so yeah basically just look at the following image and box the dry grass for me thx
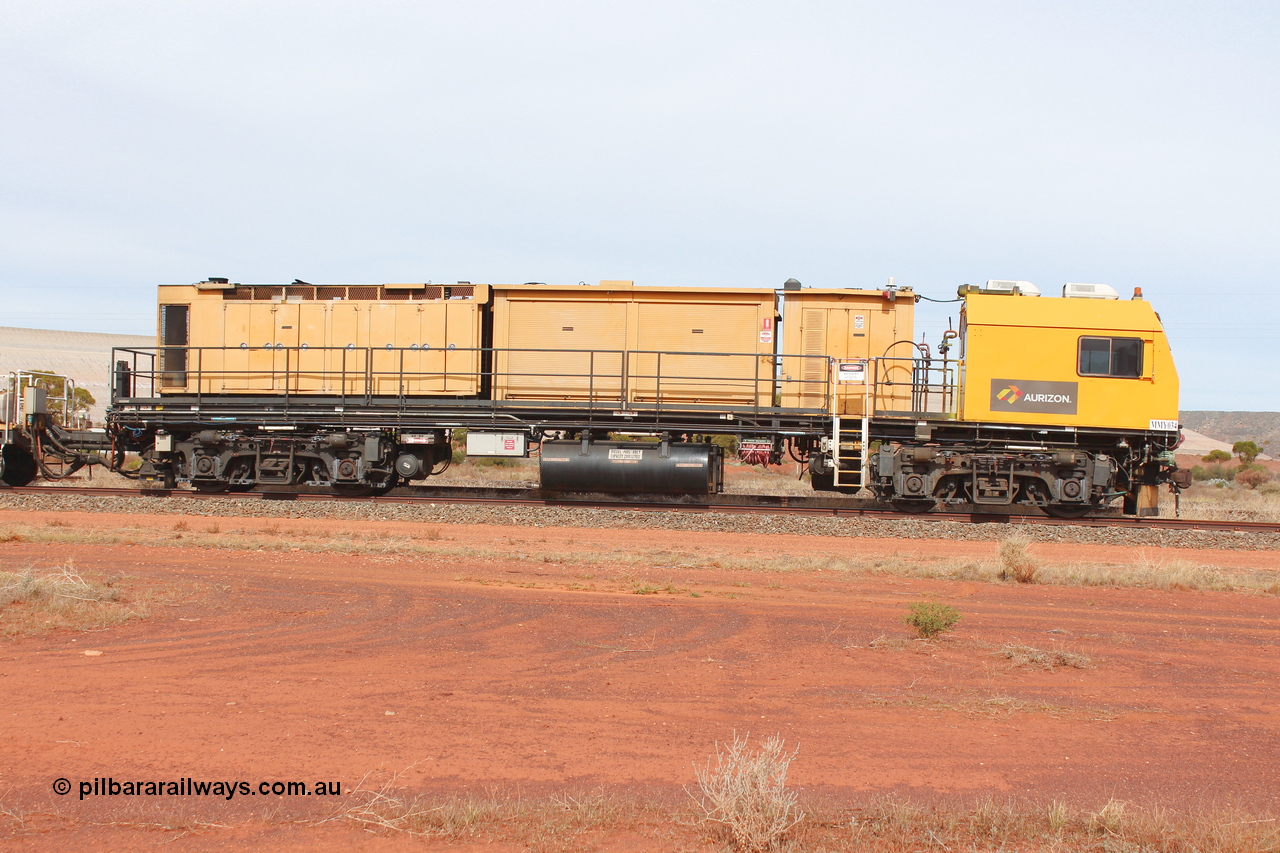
[1170,482,1280,523]
[2,517,1276,599]
[5,783,1275,852]
[0,562,171,636]
[721,464,814,497]
[998,642,1093,669]
[329,773,639,848]
[1048,554,1280,595]
[431,458,539,486]
[997,533,1039,583]
[318,779,1280,853]
[839,797,1280,853]
[693,546,1280,596]
[335,774,507,838]
[692,733,804,852]
[859,691,1095,720]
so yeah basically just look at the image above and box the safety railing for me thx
[870,356,958,418]
[111,346,836,415]
[2,370,91,437]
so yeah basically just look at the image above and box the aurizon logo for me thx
[996,385,1023,405]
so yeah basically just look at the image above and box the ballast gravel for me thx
[0,492,1276,552]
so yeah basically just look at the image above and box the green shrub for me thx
[450,428,469,464]
[471,456,520,468]
[1201,449,1232,463]
[1233,440,1262,465]
[1192,462,1234,481]
[710,434,740,457]
[904,601,960,639]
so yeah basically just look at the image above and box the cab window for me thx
[1078,336,1142,378]
[160,304,190,387]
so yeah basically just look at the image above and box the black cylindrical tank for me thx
[539,441,723,495]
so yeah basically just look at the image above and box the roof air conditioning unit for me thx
[1062,283,1119,299]
[984,280,1041,296]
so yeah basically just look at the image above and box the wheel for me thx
[333,471,397,497]
[1043,503,1094,519]
[331,483,375,497]
[809,470,836,492]
[892,499,937,514]
[1,444,38,487]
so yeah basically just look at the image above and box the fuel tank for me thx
[539,441,723,495]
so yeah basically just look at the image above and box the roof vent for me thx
[1062,282,1119,299]
[195,277,235,290]
[983,280,1041,296]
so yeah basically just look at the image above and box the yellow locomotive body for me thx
[837,286,1184,515]
[959,292,1178,432]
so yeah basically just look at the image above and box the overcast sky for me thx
[2,1,1276,410]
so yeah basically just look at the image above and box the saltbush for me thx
[1192,462,1234,481]
[1235,466,1273,490]
[904,601,960,639]
[693,733,803,852]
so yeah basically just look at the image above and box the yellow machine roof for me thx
[964,293,1164,333]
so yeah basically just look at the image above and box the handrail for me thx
[108,345,838,413]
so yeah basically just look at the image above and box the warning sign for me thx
[760,317,773,344]
[837,361,867,383]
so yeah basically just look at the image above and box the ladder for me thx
[830,414,869,490]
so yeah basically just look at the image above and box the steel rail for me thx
[2,484,1277,534]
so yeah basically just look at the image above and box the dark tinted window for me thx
[1078,336,1143,378]
[1079,337,1111,375]
[1111,338,1142,377]
[160,304,189,387]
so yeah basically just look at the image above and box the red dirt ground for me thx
[1,508,1278,850]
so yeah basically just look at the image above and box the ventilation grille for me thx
[222,285,466,301]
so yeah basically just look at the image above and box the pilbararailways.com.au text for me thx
[54,777,341,801]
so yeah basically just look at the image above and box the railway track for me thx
[4,483,1277,534]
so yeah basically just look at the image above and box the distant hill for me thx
[1180,412,1279,453]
